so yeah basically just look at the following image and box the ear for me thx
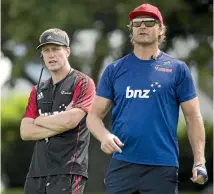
[127,21,133,34]
[65,47,71,58]
[40,52,44,60]
[159,24,164,36]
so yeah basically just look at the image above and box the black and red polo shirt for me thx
[23,69,95,178]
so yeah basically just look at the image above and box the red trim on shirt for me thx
[74,175,82,194]
[71,77,95,113]
[70,125,81,174]
[23,87,38,119]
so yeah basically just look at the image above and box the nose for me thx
[48,51,55,58]
[140,21,146,28]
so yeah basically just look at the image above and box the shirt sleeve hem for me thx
[179,93,197,103]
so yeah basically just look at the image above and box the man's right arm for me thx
[86,96,112,141]
[20,118,61,141]
[20,86,61,141]
[86,96,124,154]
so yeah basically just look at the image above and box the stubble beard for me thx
[48,63,63,73]
[133,37,157,46]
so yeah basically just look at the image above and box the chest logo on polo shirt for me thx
[126,86,150,98]
[61,90,72,95]
[150,82,162,93]
[155,61,172,73]
[126,82,162,98]
[155,65,172,72]
[37,92,44,100]
[38,104,67,116]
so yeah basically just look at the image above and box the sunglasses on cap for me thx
[132,18,159,27]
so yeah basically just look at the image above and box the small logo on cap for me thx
[46,35,52,40]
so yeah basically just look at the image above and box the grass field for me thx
[2,188,200,194]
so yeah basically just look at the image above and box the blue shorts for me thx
[105,158,179,194]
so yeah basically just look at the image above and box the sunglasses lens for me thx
[132,20,157,27]
[144,21,156,27]
[133,22,142,27]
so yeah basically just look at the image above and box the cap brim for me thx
[36,41,65,49]
[129,11,162,23]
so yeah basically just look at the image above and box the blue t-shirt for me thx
[97,51,196,167]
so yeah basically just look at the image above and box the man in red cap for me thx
[87,3,208,194]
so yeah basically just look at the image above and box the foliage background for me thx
[1,0,213,193]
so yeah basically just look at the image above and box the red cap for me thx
[128,3,163,23]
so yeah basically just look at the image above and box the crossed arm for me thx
[21,76,95,141]
[20,108,86,141]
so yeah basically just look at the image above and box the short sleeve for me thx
[23,87,38,119]
[71,77,96,113]
[96,65,114,100]
[176,63,197,103]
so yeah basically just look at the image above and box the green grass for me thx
[1,188,200,194]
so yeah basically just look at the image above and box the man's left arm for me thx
[181,97,207,184]
[34,108,86,132]
[35,77,96,132]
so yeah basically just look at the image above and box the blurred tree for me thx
[1,0,213,191]
[2,0,93,85]
[2,0,212,86]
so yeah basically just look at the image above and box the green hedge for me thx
[1,95,29,154]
